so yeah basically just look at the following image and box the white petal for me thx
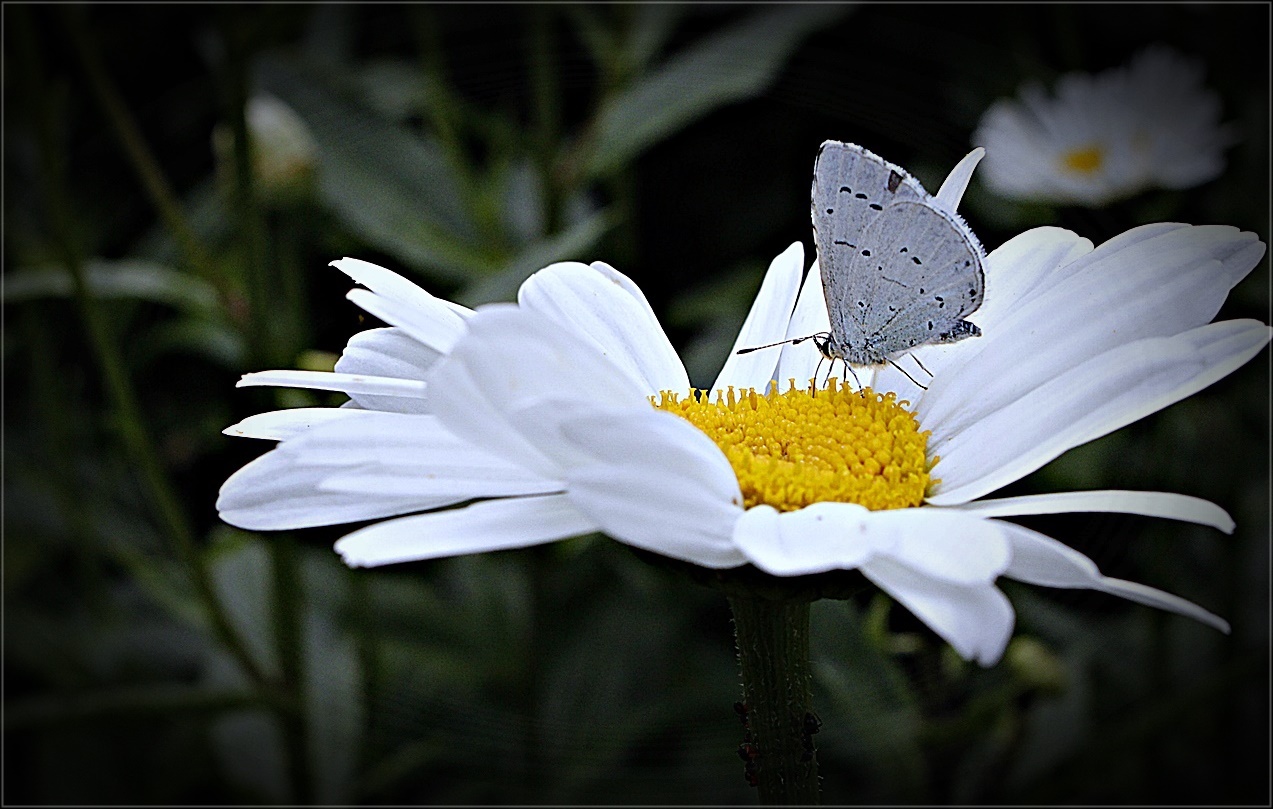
[933,147,985,213]
[518,261,690,394]
[929,320,1272,505]
[776,257,831,390]
[974,227,1094,329]
[734,503,877,575]
[920,226,1265,437]
[334,494,597,568]
[882,509,1011,584]
[334,328,442,413]
[318,469,559,499]
[332,257,471,326]
[712,243,805,393]
[223,408,369,441]
[871,227,1093,399]
[418,354,563,478]
[998,522,1230,633]
[952,490,1233,533]
[558,408,747,568]
[346,288,465,355]
[734,503,1008,582]
[278,412,559,492]
[334,328,441,378]
[427,306,653,477]
[237,370,428,399]
[218,451,452,530]
[441,304,650,412]
[860,557,1016,666]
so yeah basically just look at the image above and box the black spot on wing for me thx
[887,170,904,193]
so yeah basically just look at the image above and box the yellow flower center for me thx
[653,379,934,512]
[1060,144,1105,175]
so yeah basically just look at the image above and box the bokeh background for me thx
[4,3,1269,804]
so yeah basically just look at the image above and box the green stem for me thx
[529,7,562,234]
[350,570,381,775]
[59,7,218,284]
[411,7,497,242]
[219,18,272,368]
[522,547,551,800]
[19,308,105,603]
[270,534,313,804]
[14,6,268,688]
[728,595,820,805]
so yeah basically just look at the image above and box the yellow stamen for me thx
[1060,145,1105,175]
[654,380,934,512]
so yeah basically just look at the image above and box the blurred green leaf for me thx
[299,553,365,804]
[206,529,280,678]
[301,4,355,70]
[358,59,434,124]
[584,4,851,178]
[132,317,246,368]
[207,703,290,802]
[5,684,263,731]
[497,159,548,245]
[255,56,490,281]
[625,5,686,73]
[458,208,613,306]
[4,258,220,313]
[563,7,618,73]
[812,598,928,803]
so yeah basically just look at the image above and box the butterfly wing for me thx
[812,141,929,363]
[845,199,985,358]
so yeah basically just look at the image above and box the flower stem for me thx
[728,595,820,805]
[218,16,272,369]
[14,5,268,689]
[60,7,218,283]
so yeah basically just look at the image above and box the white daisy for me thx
[218,152,1269,667]
[972,45,1233,205]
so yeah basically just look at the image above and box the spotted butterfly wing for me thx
[812,141,984,366]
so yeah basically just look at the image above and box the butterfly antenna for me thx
[736,334,821,355]
[887,357,928,391]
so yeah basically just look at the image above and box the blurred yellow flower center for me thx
[654,379,933,512]
[1060,145,1105,175]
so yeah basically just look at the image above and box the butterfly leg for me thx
[844,361,865,394]
[886,356,928,391]
[909,353,934,378]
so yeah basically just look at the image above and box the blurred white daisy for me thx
[214,93,318,197]
[972,45,1233,205]
[218,152,1268,666]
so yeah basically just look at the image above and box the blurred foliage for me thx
[4,3,1268,804]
